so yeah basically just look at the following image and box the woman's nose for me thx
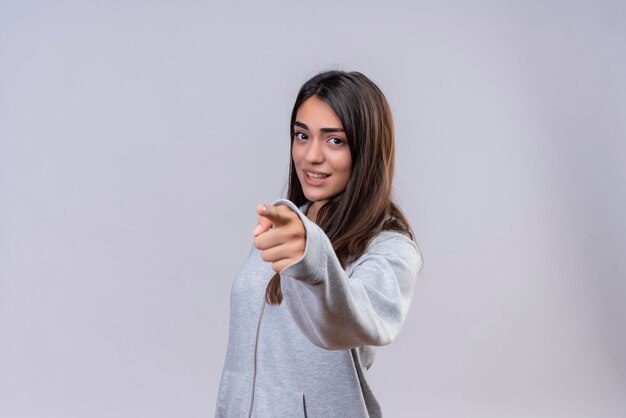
[305,139,324,163]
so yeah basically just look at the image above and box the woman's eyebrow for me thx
[294,120,345,133]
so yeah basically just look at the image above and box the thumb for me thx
[252,204,274,236]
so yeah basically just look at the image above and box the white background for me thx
[1,1,625,417]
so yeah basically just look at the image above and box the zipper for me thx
[248,295,267,418]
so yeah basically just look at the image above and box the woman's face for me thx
[292,96,352,207]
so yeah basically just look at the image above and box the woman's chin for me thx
[303,190,327,203]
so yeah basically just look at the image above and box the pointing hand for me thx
[253,204,306,273]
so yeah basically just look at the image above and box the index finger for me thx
[257,203,292,228]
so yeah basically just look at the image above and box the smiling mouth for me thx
[305,171,330,179]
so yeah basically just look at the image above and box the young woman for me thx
[215,71,423,417]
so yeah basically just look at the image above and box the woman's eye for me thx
[294,132,308,140]
[329,137,345,145]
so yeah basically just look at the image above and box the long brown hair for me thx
[266,70,414,304]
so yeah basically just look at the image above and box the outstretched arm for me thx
[256,199,422,350]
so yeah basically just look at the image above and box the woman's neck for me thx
[306,200,326,223]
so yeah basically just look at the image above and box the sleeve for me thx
[273,199,423,350]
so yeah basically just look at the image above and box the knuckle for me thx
[291,230,305,241]
[286,223,304,238]
[286,228,298,240]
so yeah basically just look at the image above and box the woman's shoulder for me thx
[346,229,423,277]
[362,229,421,263]
[366,229,417,251]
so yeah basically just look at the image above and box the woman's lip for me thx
[303,170,330,186]
[304,169,330,176]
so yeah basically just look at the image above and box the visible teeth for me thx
[306,172,328,179]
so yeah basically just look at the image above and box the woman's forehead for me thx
[295,96,343,130]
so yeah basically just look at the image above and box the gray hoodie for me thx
[215,199,422,417]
